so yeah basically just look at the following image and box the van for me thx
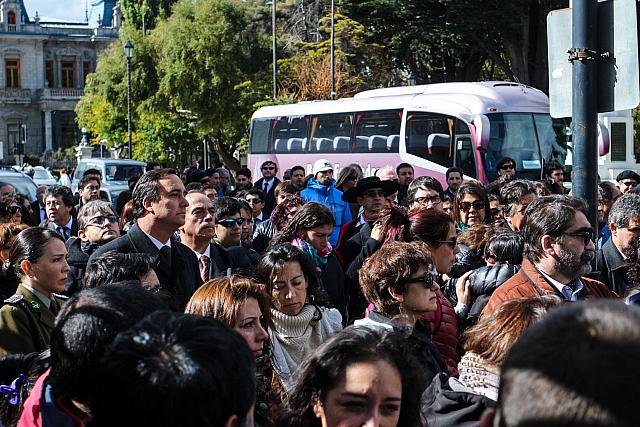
[72,159,146,205]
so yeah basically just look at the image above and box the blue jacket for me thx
[301,178,352,246]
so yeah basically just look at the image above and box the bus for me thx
[248,81,583,185]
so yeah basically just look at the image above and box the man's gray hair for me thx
[78,200,115,230]
[608,194,640,228]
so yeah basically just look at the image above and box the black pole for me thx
[126,56,133,159]
[272,0,277,100]
[330,0,335,100]
[571,0,598,227]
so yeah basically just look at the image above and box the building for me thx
[0,0,119,164]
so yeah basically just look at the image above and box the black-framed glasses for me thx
[218,218,245,228]
[559,230,595,245]
[499,164,515,170]
[246,198,263,204]
[0,205,20,216]
[415,195,442,205]
[88,214,118,226]
[435,237,457,249]
[403,272,438,289]
[363,189,386,198]
[459,200,486,212]
[261,166,276,171]
[621,181,639,187]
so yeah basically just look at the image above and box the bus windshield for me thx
[483,113,569,182]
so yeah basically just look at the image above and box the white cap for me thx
[313,159,333,175]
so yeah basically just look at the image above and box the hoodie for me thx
[300,178,352,246]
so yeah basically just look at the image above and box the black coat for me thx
[65,237,91,296]
[206,242,256,279]
[88,222,201,308]
[594,238,629,295]
[253,177,280,218]
[320,253,347,321]
[30,200,46,226]
[41,216,80,239]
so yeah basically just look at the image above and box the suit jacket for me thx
[0,284,65,356]
[482,259,618,316]
[206,242,255,279]
[41,216,80,240]
[30,200,46,226]
[594,238,629,296]
[88,222,201,308]
[254,177,281,218]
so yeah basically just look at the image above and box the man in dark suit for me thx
[88,169,200,308]
[42,185,79,240]
[253,160,280,218]
[179,191,253,280]
[30,185,47,226]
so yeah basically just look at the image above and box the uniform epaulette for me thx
[4,295,23,304]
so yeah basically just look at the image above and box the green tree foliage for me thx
[120,0,177,31]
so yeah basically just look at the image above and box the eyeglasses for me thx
[459,200,486,212]
[363,190,386,198]
[347,175,358,181]
[499,164,515,170]
[435,237,457,249]
[559,230,595,245]
[490,208,501,217]
[218,218,245,228]
[246,198,263,204]
[415,195,442,205]
[262,166,276,171]
[87,214,118,226]
[403,272,438,289]
[620,181,639,187]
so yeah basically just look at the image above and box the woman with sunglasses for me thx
[453,182,493,232]
[0,202,22,225]
[272,202,346,318]
[355,241,447,386]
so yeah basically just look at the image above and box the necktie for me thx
[263,181,269,197]
[200,254,209,283]
[160,246,172,270]
[57,226,69,240]
[561,285,574,301]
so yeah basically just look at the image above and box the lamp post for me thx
[271,0,277,100]
[124,40,134,159]
[330,0,336,100]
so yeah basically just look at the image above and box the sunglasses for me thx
[88,214,118,226]
[415,195,442,205]
[436,237,457,249]
[559,230,595,245]
[262,166,276,171]
[621,181,639,187]
[363,190,386,198]
[403,272,438,289]
[218,218,245,228]
[0,205,20,215]
[459,200,486,212]
[499,164,515,170]
[246,198,263,204]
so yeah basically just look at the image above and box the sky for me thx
[23,0,101,26]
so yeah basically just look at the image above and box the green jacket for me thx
[0,284,65,356]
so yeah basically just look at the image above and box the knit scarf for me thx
[290,237,332,271]
[457,352,500,401]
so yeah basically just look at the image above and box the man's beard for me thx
[556,247,595,279]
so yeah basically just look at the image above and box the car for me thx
[31,166,58,187]
[72,158,146,206]
[0,167,39,202]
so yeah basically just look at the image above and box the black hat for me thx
[341,176,400,203]
[616,170,640,182]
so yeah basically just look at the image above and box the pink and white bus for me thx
[248,81,571,185]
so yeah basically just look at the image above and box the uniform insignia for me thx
[30,301,41,311]
[3,295,23,304]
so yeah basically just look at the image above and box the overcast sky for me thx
[23,0,101,25]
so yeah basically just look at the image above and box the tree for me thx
[120,0,178,31]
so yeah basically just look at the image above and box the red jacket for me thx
[419,291,460,377]
[482,259,618,316]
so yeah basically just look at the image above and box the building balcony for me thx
[39,88,84,99]
[0,88,31,103]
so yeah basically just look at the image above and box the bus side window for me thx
[354,110,402,153]
[312,113,353,153]
[406,112,454,168]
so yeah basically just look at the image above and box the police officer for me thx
[0,228,69,356]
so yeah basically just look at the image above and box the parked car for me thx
[71,158,146,205]
[0,167,38,202]
[31,166,58,187]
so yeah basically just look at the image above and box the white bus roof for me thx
[252,81,550,120]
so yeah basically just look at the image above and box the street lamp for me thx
[271,0,277,100]
[408,72,416,86]
[330,0,335,100]
[124,40,133,159]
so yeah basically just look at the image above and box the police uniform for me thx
[0,283,66,356]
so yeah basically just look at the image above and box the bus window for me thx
[354,110,402,153]
[405,112,455,168]
[249,118,270,154]
[273,116,309,153]
[311,113,353,153]
[454,120,477,178]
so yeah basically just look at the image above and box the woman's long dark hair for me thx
[271,202,334,246]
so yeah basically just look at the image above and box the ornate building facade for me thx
[0,0,119,164]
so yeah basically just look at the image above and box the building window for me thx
[45,60,54,88]
[5,59,20,88]
[6,124,19,156]
[7,11,16,32]
[83,61,92,86]
[61,61,75,88]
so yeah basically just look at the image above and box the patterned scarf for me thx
[291,237,332,271]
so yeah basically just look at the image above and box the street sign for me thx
[547,0,640,118]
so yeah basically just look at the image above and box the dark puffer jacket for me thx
[448,244,485,279]
[419,291,460,377]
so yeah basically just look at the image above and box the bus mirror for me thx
[598,122,609,156]
[473,115,490,151]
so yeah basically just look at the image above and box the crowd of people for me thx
[0,157,638,426]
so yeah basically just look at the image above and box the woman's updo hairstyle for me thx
[3,227,63,281]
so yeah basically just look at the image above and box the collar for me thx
[192,245,211,260]
[614,242,627,260]
[141,228,172,251]
[263,178,274,186]
[538,268,584,301]
[54,216,74,229]
[21,283,52,309]
[256,212,264,221]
